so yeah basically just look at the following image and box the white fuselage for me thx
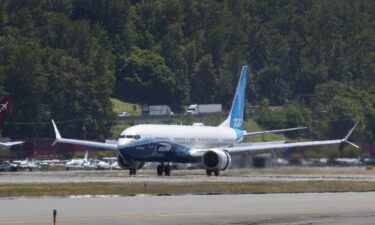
[118,124,241,149]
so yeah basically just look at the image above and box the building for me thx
[10,138,102,159]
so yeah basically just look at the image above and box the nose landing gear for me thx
[157,163,171,176]
[157,164,163,176]
[164,165,171,176]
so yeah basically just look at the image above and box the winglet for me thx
[342,122,360,148]
[52,120,62,140]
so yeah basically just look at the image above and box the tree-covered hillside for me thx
[0,0,373,141]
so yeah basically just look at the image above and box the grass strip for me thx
[1,181,375,197]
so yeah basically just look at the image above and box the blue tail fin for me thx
[219,66,248,130]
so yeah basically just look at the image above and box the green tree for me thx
[191,54,217,103]
[312,81,373,141]
[0,35,48,138]
[115,47,175,106]
[0,0,8,31]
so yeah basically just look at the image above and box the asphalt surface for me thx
[1,168,375,184]
[0,192,375,225]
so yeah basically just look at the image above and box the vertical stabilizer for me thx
[219,66,247,130]
[0,96,11,129]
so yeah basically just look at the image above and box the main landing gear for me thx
[206,169,220,176]
[129,168,136,176]
[157,163,171,176]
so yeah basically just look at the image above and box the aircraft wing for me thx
[244,127,307,136]
[52,120,118,151]
[228,122,359,154]
[188,141,287,157]
[0,141,24,147]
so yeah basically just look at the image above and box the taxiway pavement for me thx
[0,192,375,225]
[1,168,375,184]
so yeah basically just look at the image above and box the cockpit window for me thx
[123,135,141,139]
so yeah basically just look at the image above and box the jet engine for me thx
[117,154,145,170]
[202,149,231,171]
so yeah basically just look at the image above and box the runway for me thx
[0,192,375,225]
[1,167,375,184]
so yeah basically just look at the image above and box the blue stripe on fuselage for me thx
[119,141,199,163]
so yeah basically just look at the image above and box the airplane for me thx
[65,150,113,170]
[51,66,359,176]
[65,150,102,169]
[65,150,90,169]
[0,96,24,148]
[13,158,41,171]
[0,160,18,171]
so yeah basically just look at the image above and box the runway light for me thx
[52,208,57,225]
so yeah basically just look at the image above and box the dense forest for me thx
[0,0,374,142]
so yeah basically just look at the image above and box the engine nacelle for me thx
[117,154,145,170]
[202,149,231,171]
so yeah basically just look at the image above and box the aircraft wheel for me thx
[214,170,220,176]
[130,168,136,176]
[164,165,171,176]
[206,169,213,176]
[157,165,164,176]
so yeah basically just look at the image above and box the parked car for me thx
[118,112,131,117]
